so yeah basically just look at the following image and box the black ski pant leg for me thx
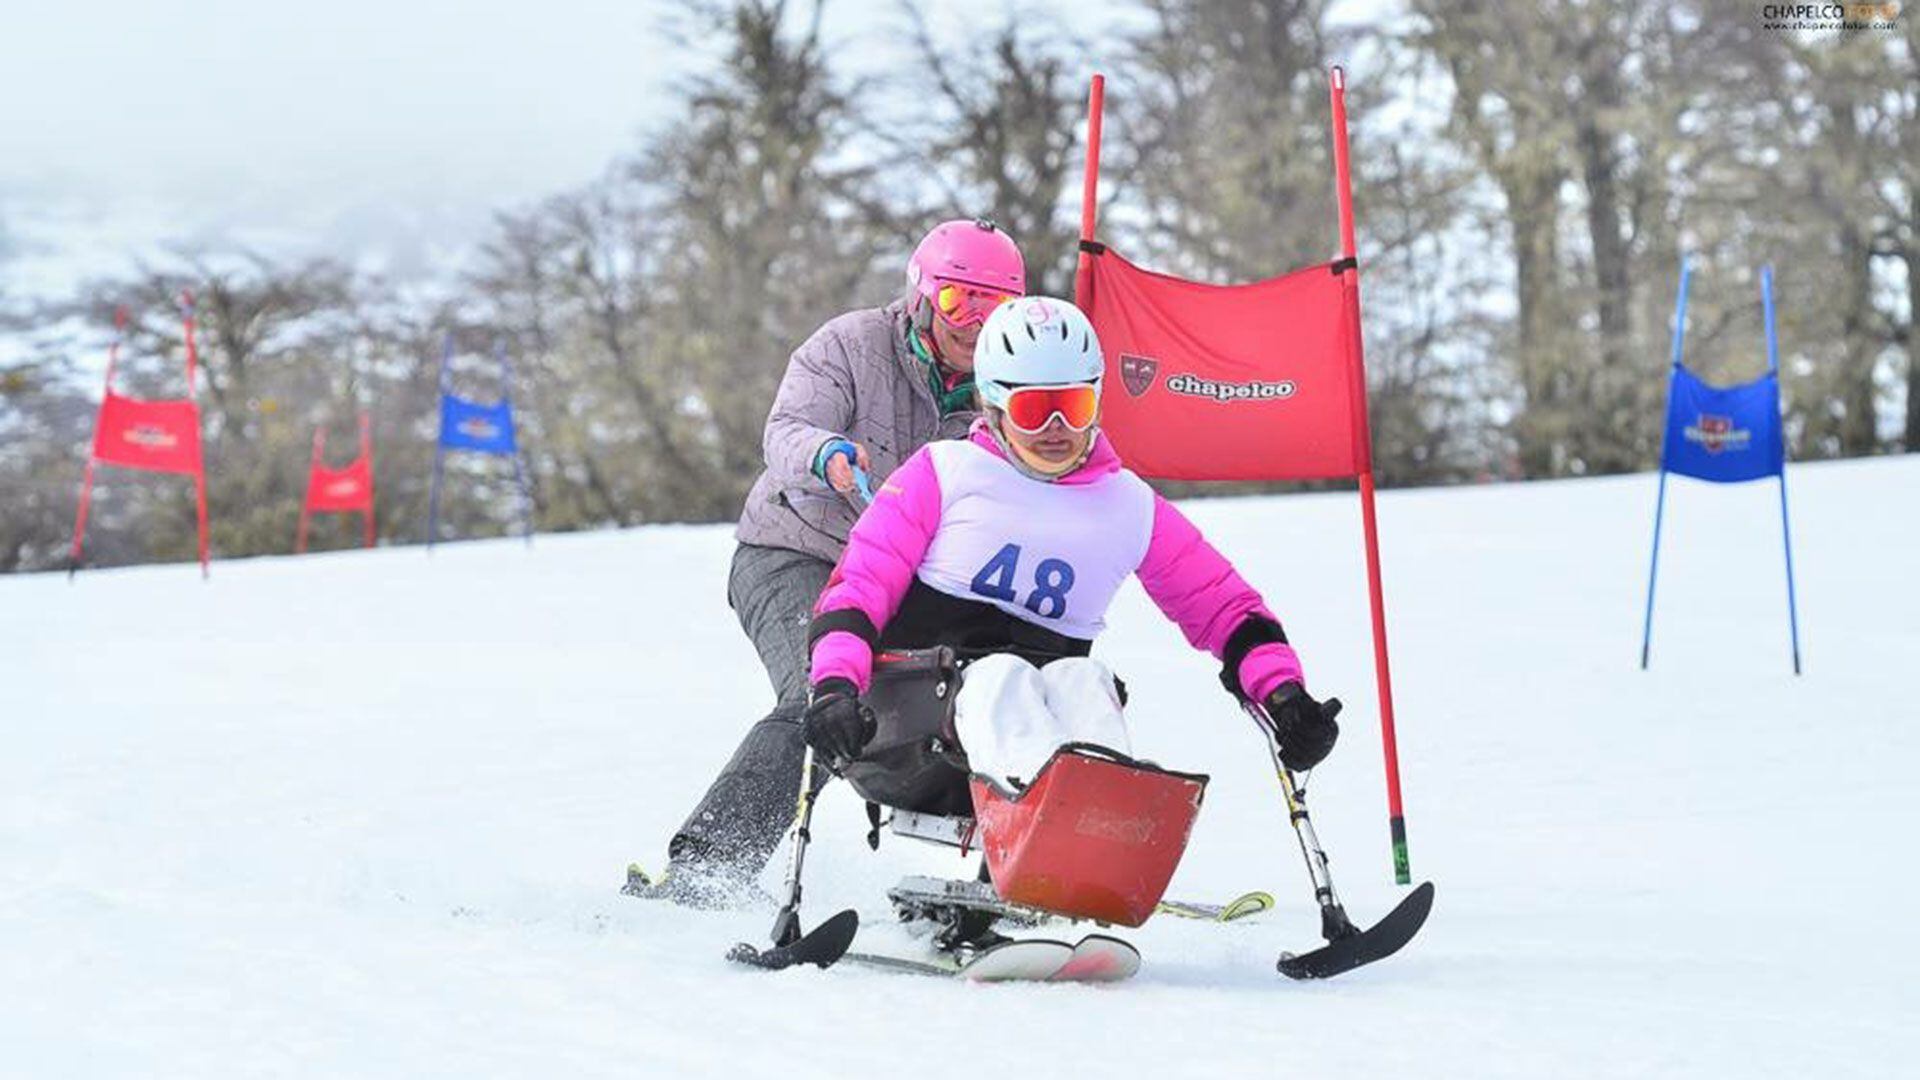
[668,543,835,878]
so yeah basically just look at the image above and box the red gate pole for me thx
[68,307,127,580]
[68,460,98,580]
[358,410,376,548]
[1073,73,1106,309]
[1329,66,1411,884]
[296,425,321,555]
[183,291,209,578]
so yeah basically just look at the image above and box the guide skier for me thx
[628,219,1027,906]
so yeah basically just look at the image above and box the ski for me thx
[1049,935,1142,982]
[844,933,1140,983]
[1154,890,1274,923]
[1276,881,1433,980]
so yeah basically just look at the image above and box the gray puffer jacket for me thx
[736,299,976,564]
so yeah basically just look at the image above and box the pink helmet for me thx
[907,219,1025,299]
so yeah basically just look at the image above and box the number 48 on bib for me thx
[970,543,1077,619]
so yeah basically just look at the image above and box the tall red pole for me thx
[181,291,198,395]
[1074,74,1106,309]
[1329,66,1411,883]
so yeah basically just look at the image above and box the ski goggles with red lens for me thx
[933,281,1017,327]
[1000,382,1101,434]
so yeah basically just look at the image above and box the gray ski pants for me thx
[669,543,834,876]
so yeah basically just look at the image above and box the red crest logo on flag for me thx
[1684,413,1751,455]
[123,424,181,450]
[1699,415,1731,451]
[1119,353,1159,398]
[458,417,499,441]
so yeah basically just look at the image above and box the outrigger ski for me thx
[1247,700,1436,981]
[726,747,861,971]
[1277,880,1432,980]
[727,909,859,971]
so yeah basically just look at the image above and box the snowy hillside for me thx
[4,457,1914,1078]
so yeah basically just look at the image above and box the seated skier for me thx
[803,295,1341,809]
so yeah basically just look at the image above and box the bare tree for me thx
[893,6,1085,297]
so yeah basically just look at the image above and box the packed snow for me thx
[4,457,1914,1077]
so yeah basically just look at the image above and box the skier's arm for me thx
[807,448,945,692]
[1134,494,1304,702]
[764,323,857,492]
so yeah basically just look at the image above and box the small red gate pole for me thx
[296,426,321,555]
[68,460,98,580]
[1074,73,1106,309]
[359,411,376,548]
[1330,66,1410,884]
[183,292,209,578]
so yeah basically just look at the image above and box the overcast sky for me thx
[2,1,689,204]
[0,1,745,293]
[0,2,1171,298]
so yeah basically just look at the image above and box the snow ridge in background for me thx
[2,458,1914,1077]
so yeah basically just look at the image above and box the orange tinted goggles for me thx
[934,281,1016,327]
[1003,383,1100,434]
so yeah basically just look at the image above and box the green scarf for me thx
[908,329,977,417]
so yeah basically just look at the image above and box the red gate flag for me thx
[70,295,210,577]
[1075,69,1411,884]
[296,411,376,553]
[1081,248,1365,481]
[91,393,204,474]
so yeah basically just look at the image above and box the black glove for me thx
[803,678,875,766]
[1264,682,1342,771]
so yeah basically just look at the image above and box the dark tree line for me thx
[1,0,1911,572]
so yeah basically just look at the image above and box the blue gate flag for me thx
[1640,260,1801,674]
[1659,366,1783,484]
[427,335,534,550]
[438,394,518,455]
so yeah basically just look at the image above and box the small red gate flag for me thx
[296,411,376,553]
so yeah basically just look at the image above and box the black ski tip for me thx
[728,909,860,971]
[1278,881,1434,981]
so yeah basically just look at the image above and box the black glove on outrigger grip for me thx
[803,678,875,767]
[1264,682,1341,771]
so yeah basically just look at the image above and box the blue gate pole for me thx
[1639,470,1670,670]
[1641,257,1691,669]
[1761,266,1803,675]
[498,343,535,546]
[427,334,451,553]
[428,443,446,552]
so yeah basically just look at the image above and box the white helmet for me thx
[972,296,1104,413]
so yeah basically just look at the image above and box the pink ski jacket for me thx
[809,420,1303,701]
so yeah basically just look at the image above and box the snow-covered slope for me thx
[4,457,1914,1078]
